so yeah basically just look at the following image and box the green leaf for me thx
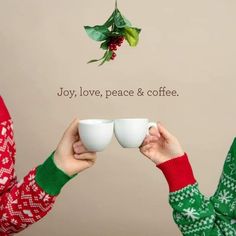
[105,50,113,61]
[99,50,113,66]
[111,27,124,36]
[87,59,102,64]
[84,25,110,41]
[123,27,141,47]
[103,11,115,28]
[114,9,132,28]
[100,41,109,50]
[87,51,108,64]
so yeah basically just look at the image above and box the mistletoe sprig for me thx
[84,0,141,66]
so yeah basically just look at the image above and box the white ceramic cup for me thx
[78,119,114,152]
[114,118,157,148]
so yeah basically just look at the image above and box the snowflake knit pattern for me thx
[0,96,73,235]
[158,140,236,236]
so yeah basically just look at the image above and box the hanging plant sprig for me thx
[84,0,141,66]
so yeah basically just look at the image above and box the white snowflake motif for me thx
[218,190,233,204]
[39,191,46,200]
[43,194,50,202]
[192,188,200,196]
[230,200,236,212]
[182,208,199,221]
[11,218,18,225]
[31,183,38,192]
[2,157,9,165]
[189,199,196,204]
[1,213,8,221]
[39,191,50,202]
[28,174,36,187]
[175,213,183,222]
[214,203,220,208]
[29,180,35,187]
[229,163,236,175]
[28,174,35,182]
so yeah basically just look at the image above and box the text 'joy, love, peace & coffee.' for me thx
[57,87,180,99]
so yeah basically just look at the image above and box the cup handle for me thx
[146,122,157,135]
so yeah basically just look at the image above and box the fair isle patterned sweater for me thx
[0,96,73,235]
[157,141,236,235]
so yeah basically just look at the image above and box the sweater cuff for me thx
[0,96,11,123]
[35,152,75,196]
[157,153,196,192]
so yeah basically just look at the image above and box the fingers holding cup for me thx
[73,141,90,155]
[74,152,97,161]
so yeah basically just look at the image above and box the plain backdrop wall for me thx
[1,0,236,235]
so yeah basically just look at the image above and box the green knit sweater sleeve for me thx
[35,152,76,196]
[210,138,236,230]
[169,184,222,235]
[157,153,236,236]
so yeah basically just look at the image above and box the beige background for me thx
[0,0,236,235]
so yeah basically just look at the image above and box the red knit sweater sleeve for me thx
[0,97,56,235]
[157,153,196,192]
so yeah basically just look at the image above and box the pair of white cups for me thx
[78,118,157,152]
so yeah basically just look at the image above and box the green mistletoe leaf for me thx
[123,27,141,47]
[99,50,113,66]
[103,11,116,28]
[87,50,107,64]
[87,59,102,64]
[106,50,113,61]
[87,50,113,65]
[100,41,109,50]
[84,25,110,41]
[114,9,132,28]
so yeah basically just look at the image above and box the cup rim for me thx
[79,119,113,125]
[115,118,148,122]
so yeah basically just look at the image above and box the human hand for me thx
[54,119,97,176]
[140,123,184,165]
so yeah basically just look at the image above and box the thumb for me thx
[158,123,173,140]
[63,118,80,139]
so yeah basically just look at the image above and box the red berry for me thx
[111,44,117,50]
[109,51,116,61]
[108,44,114,50]
[118,36,124,43]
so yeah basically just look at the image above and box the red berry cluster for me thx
[108,36,125,60]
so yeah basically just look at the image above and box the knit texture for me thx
[157,153,196,192]
[161,140,236,235]
[0,96,70,235]
[36,152,74,196]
